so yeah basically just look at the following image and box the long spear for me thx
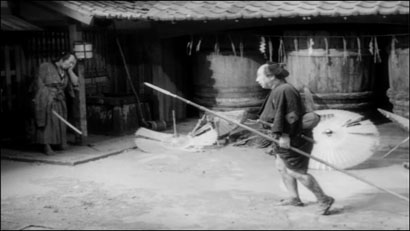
[144,82,409,202]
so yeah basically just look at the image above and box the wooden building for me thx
[1,1,409,144]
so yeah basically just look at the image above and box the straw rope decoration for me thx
[183,33,407,62]
[279,37,286,63]
[343,37,347,65]
[374,36,381,63]
[259,36,266,59]
[186,36,193,56]
[228,35,237,56]
[390,36,399,66]
[368,37,374,55]
[214,35,220,55]
[308,37,314,56]
[324,37,329,64]
[196,37,202,52]
[294,37,298,52]
[357,37,362,62]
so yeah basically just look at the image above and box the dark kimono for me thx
[259,81,313,171]
[33,62,75,146]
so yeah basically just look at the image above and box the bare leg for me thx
[288,169,334,215]
[287,169,326,200]
[276,157,303,206]
[280,171,300,199]
[43,144,54,155]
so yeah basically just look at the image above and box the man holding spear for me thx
[144,67,408,215]
[256,62,334,215]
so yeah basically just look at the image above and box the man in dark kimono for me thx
[256,62,334,215]
[33,52,79,155]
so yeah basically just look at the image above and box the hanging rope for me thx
[196,37,202,52]
[368,37,374,55]
[280,37,286,63]
[391,36,399,66]
[308,37,314,56]
[214,35,220,55]
[228,35,237,56]
[343,37,348,65]
[324,37,329,64]
[357,37,362,62]
[259,36,267,59]
[293,37,298,52]
[186,35,193,56]
[374,36,381,63]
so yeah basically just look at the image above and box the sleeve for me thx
[65,78,77,98]
[271,87,301,137]
[33,63,52,127]
[271,91,286,135]
[284,89,301,136]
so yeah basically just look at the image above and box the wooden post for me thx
[150,33,165,121]
[69,24,88,144]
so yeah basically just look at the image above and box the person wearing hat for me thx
[256,62,334,215]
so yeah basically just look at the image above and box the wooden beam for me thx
[149,33,166,122]
[4,46,12,111]
[69,24,88,144]
[34,1,93,25]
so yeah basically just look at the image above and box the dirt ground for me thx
[1,121,409,230]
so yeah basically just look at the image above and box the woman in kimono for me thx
[256,62,334,215]
[33,52,79,155]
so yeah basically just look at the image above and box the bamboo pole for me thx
[144,82,409,203]
[172,109,178,137]
[116,38,148,127]
[382,137,410,159]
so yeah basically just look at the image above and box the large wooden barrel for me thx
[193,51,267,111]
[387,38,409,118]
[284,31,375,111]
[286,49,374,111]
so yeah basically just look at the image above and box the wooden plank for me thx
[151,34,164,121]
[4,46,12,111]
